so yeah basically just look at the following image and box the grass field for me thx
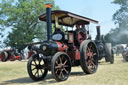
[0,55,128,85]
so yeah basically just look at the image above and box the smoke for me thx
[108,28,128,44]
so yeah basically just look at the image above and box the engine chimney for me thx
[96,26,101,41]
[45,3,52,41]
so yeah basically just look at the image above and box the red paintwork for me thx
[67,48,80,60]
[56,42,68,52]
[56,39,81,61]
[28,50,36,59]
[15,56,22,60]
[10,54,15,61]
[9,54,22,61]
[56,41,80,60]
[75,49,80,60]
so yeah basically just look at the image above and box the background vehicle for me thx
[95,26,114,64]
[0,49,22,62]
[122,45,128,61]
[27,4,99,82]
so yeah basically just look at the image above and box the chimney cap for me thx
[45,3,52,8]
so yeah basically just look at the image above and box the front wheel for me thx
[27,54,48,81]
[80,40,98,74]
[51,52,71,82]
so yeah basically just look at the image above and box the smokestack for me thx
[96,26,101,41]
[45,3,52,41]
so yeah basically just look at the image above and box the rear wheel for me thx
[105,43,114,64]
[110,50,114,64]
[80,40,98,74]
[51,52,71,82]
[27,54,48,81]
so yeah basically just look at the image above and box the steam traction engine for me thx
[27,4,99,82]
[95,26,114,64]
[0,49,22,62]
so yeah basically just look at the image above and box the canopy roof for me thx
[39,10,98,27]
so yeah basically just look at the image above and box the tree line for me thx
[0,0,59,51]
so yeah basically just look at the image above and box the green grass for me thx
[0,55,128,85]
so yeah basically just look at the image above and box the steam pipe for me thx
[96,26,101,41]
[45,4,52,41]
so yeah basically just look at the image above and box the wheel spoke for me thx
[59,70,62,78]
[55,69,59,74]
[61,72,64,78]
[91,61,95,66]
[41,65,45,69]
[63,64,68,67]
[88,60,96,70]
[40,69,43,74]
[63,68,68,74]
[88,64,92,71]
[62,56,64,62]
[92,64,96,69]
[32,67,36,71]
[55,65,61,69]
[34,70,38,76]
[86,60,90,66]
[63,60,67,65]
[89,43,94,53]
[86,47,92,58]
[37,70,39,77]
[93,53,96,56]
[31,64,36,66]
[34,60,37,65]
[59,56,62,64]
[59,70,64,78]
[39,59,41,65]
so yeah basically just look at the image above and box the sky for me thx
[54,0,119,38]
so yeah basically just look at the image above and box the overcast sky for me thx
[54,0,119,37]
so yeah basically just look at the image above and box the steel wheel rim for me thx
[30,57,46,78]
[54,54,71,80]
[86,43,97,72]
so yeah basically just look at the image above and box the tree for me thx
[0,0,59,50]
[105,0,128,45]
